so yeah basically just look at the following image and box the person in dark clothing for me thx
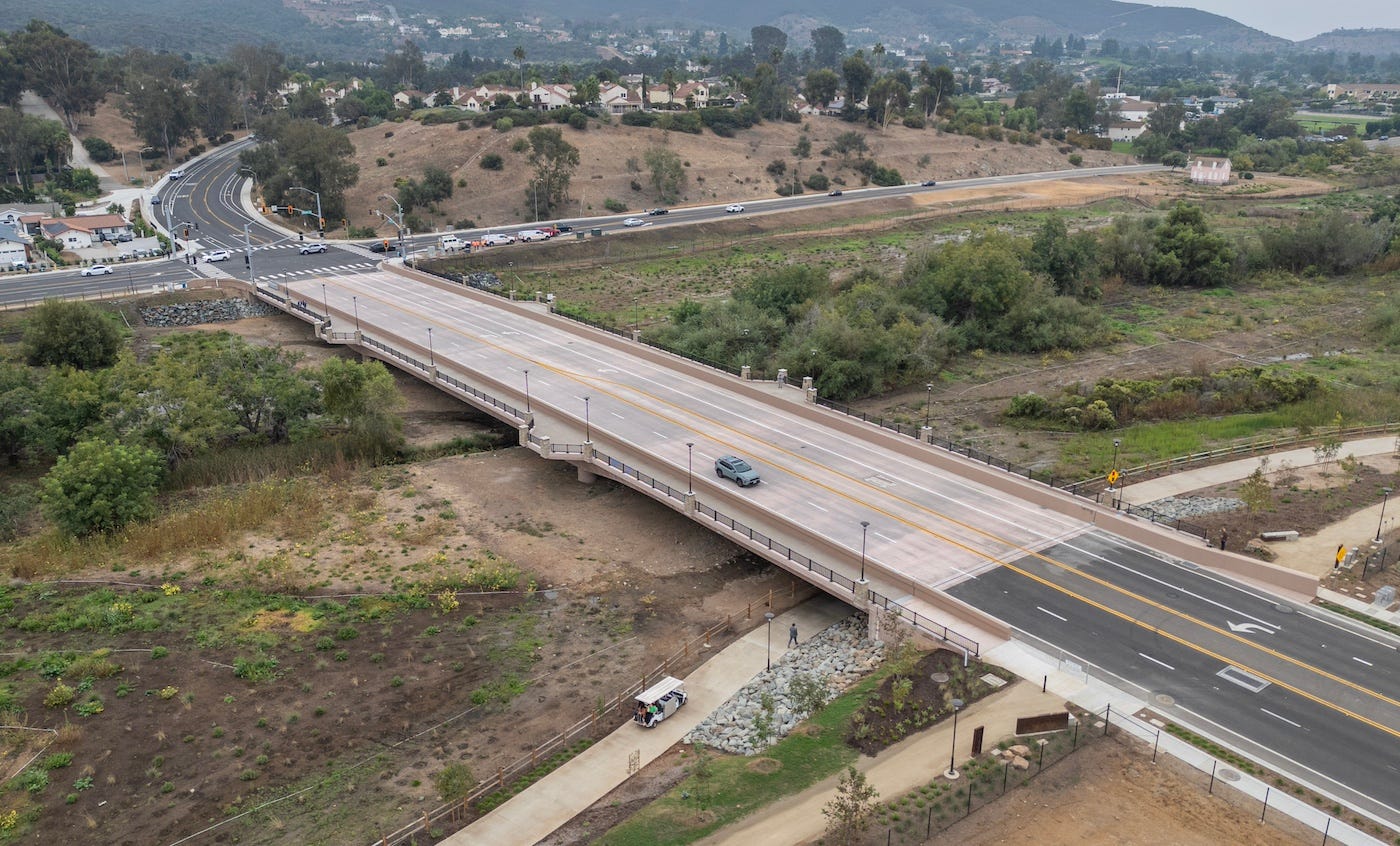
[788,623,798,647]
[1219,529,1228,551]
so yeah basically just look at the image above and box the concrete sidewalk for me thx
[441,595,852,846]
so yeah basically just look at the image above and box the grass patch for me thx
[596,669,889,845]
[1316,600,1400,636]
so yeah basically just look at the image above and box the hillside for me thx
[341,117,1131,232]
[1299,28,1400,55]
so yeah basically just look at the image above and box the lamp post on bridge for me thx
[858,520,871,584]
[351,296,360,332]
[584,396,591,443]
[686,442,695,495]
[523,369,531,413]
[426,327,434,367]
[925,382,934,432]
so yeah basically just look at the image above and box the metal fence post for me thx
[1208,759,1217,795]
[1261,787,1270,823]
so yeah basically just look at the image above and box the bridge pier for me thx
[576,464,597,484]
[516,421,531,447]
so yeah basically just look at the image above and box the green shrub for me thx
[480,153,503,170]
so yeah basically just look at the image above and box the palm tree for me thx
[513,46,526,90]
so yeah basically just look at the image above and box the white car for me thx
[298,242,327,254]
[622,218,645,227]
[203,249,231,262]
[725,204,745,213]
[80,264,113,276]
[516,229,550,242]
[168,168,186,179]
[481,233,514,246]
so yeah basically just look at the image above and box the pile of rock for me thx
[989,743,1033,771]
[139,299,280,327]
[683,614,884,755]
[1141,495,1243,521]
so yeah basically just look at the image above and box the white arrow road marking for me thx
[1227,621,1277,634]
[1036,606,1068,622]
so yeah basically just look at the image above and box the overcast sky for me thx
[1150,0,1400,41]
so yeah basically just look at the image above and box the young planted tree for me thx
[823,766,879,845]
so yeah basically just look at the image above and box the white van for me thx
[439,234,465,251]
[516,229,550,242]
[633,676,687,728]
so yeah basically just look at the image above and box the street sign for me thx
[1107,469,1121,486]
[1335,544,1347,567]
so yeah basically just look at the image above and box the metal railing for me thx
[867,591,980,657]
[594,448,687,502]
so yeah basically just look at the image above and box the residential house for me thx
[598,82,642,114]
[0,222,29,268]
[393,89,430,109]
[674,81,710,109]
[1188,156,1231,186]
[40,213,133,250]
[1326,83,1400,101]
[526,83,575,110]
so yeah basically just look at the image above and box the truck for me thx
[439,234,465,251]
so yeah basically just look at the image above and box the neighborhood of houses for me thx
[0,207,151,272]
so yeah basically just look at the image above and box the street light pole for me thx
[321,283,330,322]
[945,698,965,778]
[925,382,934,431]
[858,520,871,584]
[352,295,360,332]
[1378,487,1393,544]
[523,369,531,412]
[686,442,694,495]
[426,327,435,367]
[634,296,640,336]
[764,612,775,670]
[584,396,591,443]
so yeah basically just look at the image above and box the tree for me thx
[804,68,840,110]
[122,72,197,162]
[572,75,600,107]
[23,300,122,370]
[384,40,426,90]
[241,115,359,221]
[1063,87,1097,132]
[433,763,475,803]
[1161,151,1189,170]
[750,26,787,65]
[512,45,526,90]
[644,146,686,203]
[228,42,288,119]
[1029,216,1099,297]
[0,362,41,466]
[811,25,846,69]
[1148,203,1237,288]
[318,358,404,454]
[525,126,579,217]
[823,766,879,845]
[193,63,241,140]
[10,20,104,131]
[918,64,956,120]
[1239,465,1273,513]
[867,76,910,130]
[841,54,873,106]
[40,439,163,536]
[744,63,785,121]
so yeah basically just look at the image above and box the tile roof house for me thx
[39,213,133,250]
[393,89,430,108]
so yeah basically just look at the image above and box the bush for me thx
[804,172,830,191]
[22,300,123,370]
[1068,154,1083,166]
[494,117,513,132]
[480,153,503,170]
[81,137,118,163]
[434,762,476,802]
[568,111,588,131]
[603,198,627,213]
[621,111,657,128]
[41,440,164,536]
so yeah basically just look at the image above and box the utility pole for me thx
[243,223,255,287]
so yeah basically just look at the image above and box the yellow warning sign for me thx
[1106,469,1121,486]
[1335,544,1347,565]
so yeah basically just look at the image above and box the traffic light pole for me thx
[288,186,323,238]
[243,223,255,287]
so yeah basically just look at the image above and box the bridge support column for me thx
[425,365,438,381]
[516,423,531,447]
[576,463,597,484]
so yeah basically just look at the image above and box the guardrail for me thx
[594,447,688,503]
[867,591,980,657]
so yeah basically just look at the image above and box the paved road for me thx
[949,532,1400,821]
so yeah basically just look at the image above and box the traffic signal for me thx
[340,218,347,228]
[288,205,296,215]
[183,228,189,238]
[382,239,390,250]
[319,217,325,229]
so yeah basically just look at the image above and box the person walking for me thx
[788,623,798,647]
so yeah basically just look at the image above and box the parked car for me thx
[481,233,515,246]
[921,180,937,186]
[622,218,645,227]
[828,190,843,197]
[538,226,561,237]
[203,249,231,262]
[725,204,745,213]
[168,168,185,179]
[81,264,113,276]
[117,232,134,242]
[516,229,550,242]
[648,207,669,215]
[715,455,761,487]
[299,242,327,254]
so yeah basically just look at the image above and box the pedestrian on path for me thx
[1219,529,1228,551]
[788,623,798,647]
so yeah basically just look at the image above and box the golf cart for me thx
[633,676,687,728]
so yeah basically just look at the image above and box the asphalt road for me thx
[949,533,1400,822]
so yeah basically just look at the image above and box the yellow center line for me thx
[325,275,1400,738]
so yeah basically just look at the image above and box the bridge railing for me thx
[594,448,687,503]
[866,591,981,657]
[361,335,429,371]
[437,370,524,420]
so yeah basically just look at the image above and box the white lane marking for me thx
[1036,606,1068,622]
[809,502,829,513]
[651,431,669,439]
[1353,657,1374,667]
[874,531,897,543]
[1260,708,1302,729]
[1137,652,1175,671]
[609,411,624,419]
